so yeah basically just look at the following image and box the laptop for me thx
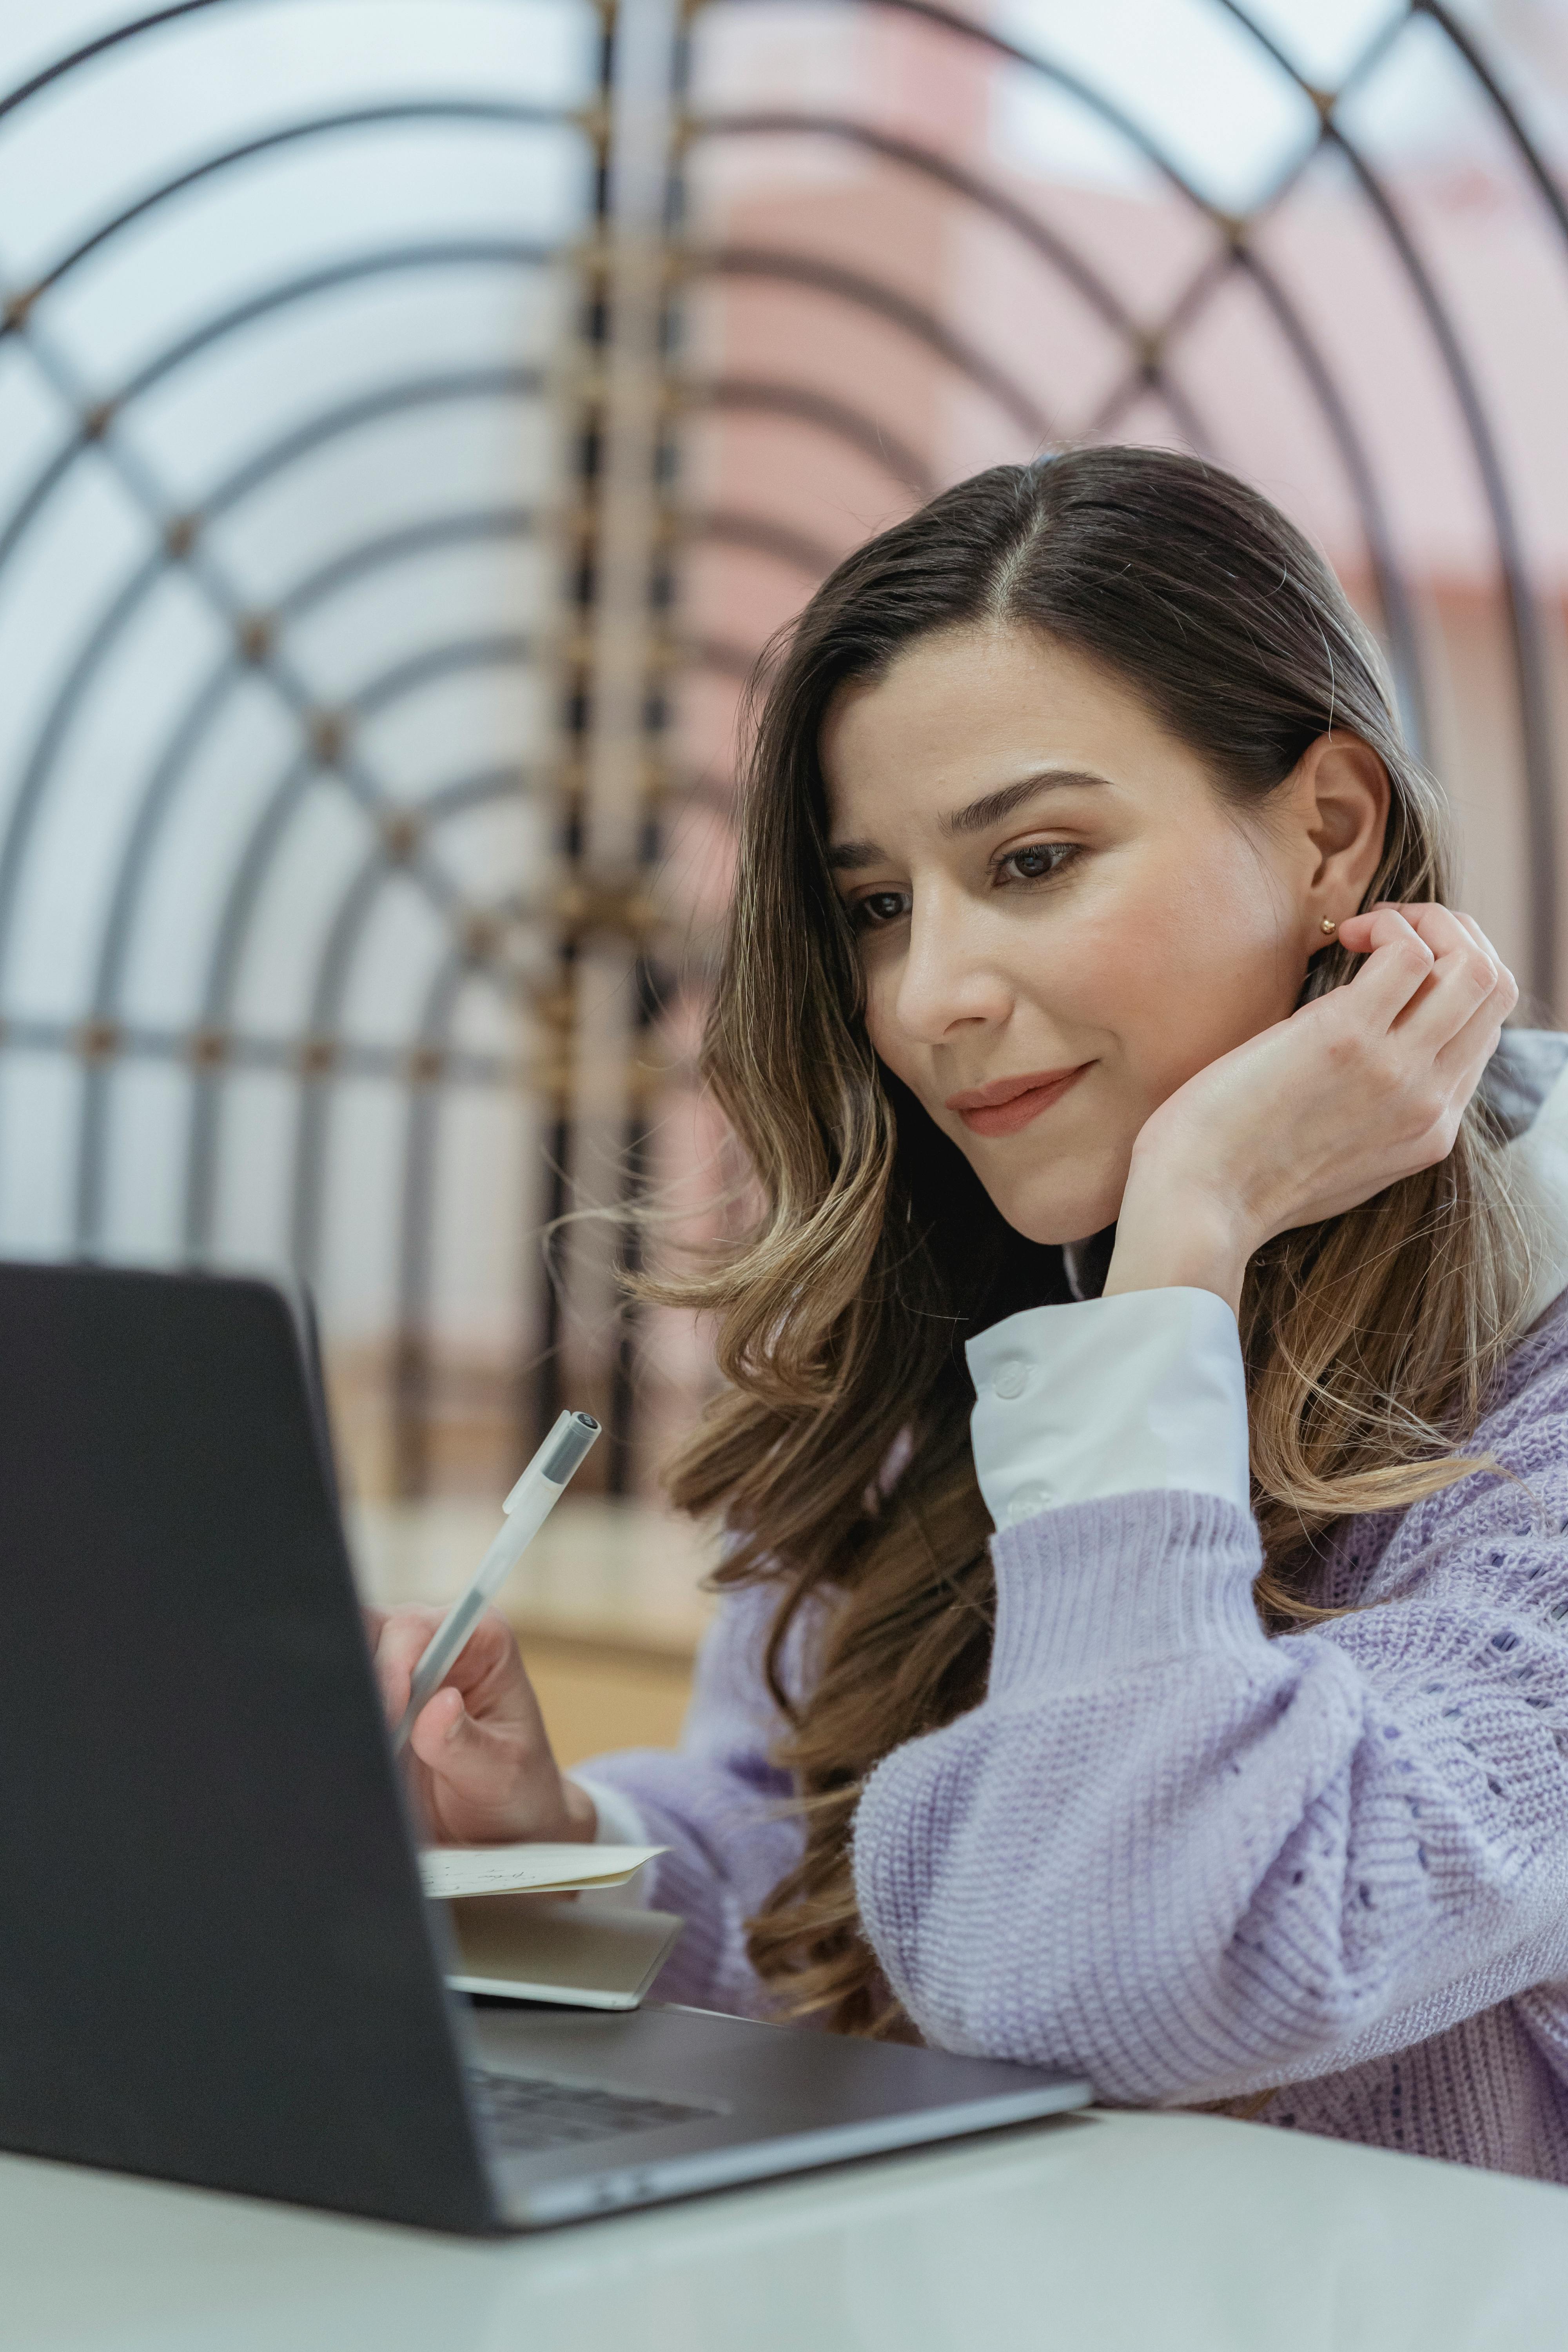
[0,1258,1089,2233]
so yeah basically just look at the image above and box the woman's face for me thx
[819,623,1385,1246]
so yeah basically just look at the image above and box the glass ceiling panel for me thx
[990,0,1321,211]
[1225,0,1405,91]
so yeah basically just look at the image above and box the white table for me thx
[5,2107,1566,2351]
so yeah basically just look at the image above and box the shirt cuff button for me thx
[1007,1483,1051,1523]
[991,1358,1030,1400]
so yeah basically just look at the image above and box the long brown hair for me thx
[641,448,1542,2037]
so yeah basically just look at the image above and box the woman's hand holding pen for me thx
[367,1604,595,1846]
[1104,902,1519,1317]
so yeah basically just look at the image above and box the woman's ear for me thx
[1292,732,1390,935]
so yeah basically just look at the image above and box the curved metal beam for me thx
[0,366,545,1007]
[687,378,936,499]
[703,0,1222,215]
[181,632,537,1253]
[1084,229,1434,760]
[0,0,589,1488]
[696,2,1501,859]
[0,0,548,126]
[1421,2,1568,252]
[0,0,230,123]
[1233,246,1432,758]
[290,764,538,1284]
[1336,152,1554,998]
[5,100,577,339]
[688,247,1053,445]
[687,111,1214,454]
[93,485,541,1000]
[690,506,844,578]
[0,545,167,1003]
[0,254,550,575]
[75,504,542,1245]
[695,0,1438,774]
[1210,0,1558,1003]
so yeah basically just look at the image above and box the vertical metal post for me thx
[537,0,682,1488]
[528,9,618,1466]
[585,0,681,886]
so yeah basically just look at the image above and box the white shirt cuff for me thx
[568,1772,649,1847]
[966,1288,1251,1528]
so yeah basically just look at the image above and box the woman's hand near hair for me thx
[365,1603,596,1847]
[1105,903,1519,1317]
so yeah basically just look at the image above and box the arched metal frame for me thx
[0,8,603,1502]
[687,0,1568,1000]
[681,105,1429,755]
[0,0,1564,1504]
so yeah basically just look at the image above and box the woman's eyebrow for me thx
[827,768,1109,871]
[827,841,885,873]
[941,768,1109,837]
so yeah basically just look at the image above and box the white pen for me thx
[393,1409,600,1753]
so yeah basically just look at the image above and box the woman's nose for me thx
[891,893,1012,1044]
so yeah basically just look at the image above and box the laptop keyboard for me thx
[468,2067,720,2155]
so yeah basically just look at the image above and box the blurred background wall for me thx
[1,0,1566,1756]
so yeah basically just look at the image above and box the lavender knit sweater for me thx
[583,1079,1568,2181]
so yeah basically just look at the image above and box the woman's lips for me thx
[947,1063,1091,1138]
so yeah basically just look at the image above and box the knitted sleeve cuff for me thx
[987,1488,1268,1694]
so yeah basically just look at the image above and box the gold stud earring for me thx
[1320,918,1338,936]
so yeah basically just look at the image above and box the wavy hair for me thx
[641,448,1541,2037]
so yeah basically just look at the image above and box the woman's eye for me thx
[999,842,1076,885]
[852,889,910,929]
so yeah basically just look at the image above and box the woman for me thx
[374,448,1568,2179]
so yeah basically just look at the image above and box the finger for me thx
[1335,902,1422,960]
[1358,900,1507,993]
[1448,913,1521,1024]
[1338,903,1507,1045]
[1389,907,1511,1047]
[408,1682,465,1757]
[1436,984,1513,1091]
[1449,909,1503,965]
[1341,900,1484,971]
[371,1606,446,1719]
[1395,902,1499,979]
[423,1607,535,1726]
[1333,905,1437,1028]
[1393,905,1518,1035]
[407,1686,523,1816]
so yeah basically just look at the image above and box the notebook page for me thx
[419,1842,665,1900]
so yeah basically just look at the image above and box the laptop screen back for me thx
[0,1259,496,2231]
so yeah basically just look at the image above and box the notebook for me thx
[421,1844,682,2010]
[419,1842,665,1900]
